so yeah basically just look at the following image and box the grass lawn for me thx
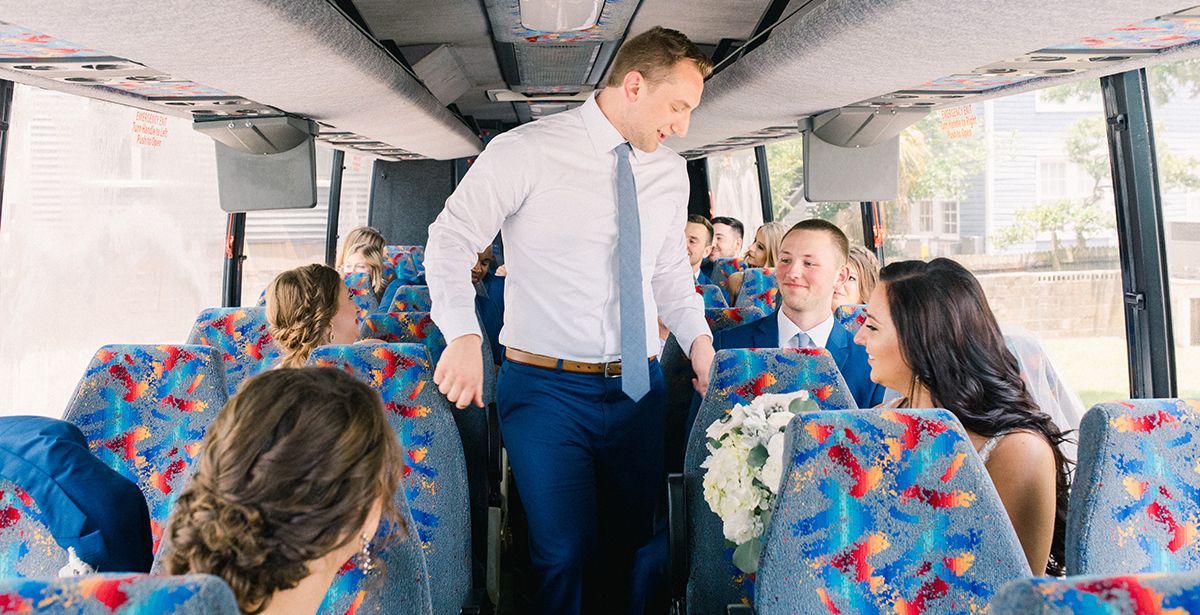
[1040,336,1200,409]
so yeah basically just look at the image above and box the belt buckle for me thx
[603,360,621,378]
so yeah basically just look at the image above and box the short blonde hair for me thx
[605,26,713,88]
[265,264,344,368]
[347,243,387,296]
[753,221,790,268]
[336,227,384,270]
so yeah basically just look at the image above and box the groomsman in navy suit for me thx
[710,219,885,409]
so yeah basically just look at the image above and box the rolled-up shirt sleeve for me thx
[427,133,532,343]
[651,190,710,359]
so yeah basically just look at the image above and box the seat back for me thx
[1067,399,1200,575]
[684,348,856,613]
[834,304,866,336]
[0,479,65,577]
[0,574,238,614]
[734,267,778,313]
[186,307,282,396]
[990,570,1200,614]
[757,408,1030,612]
[359,312,448,365]
[386,286,433,313]
[63,345,227,549]
[696,284,728,309]
[384,245,426,287]
[709,257,747,303]
[343,272,380,319]
[703,306,768,331]
[308,344,470,613]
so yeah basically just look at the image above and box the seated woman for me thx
[164,367,404,615]
[266,264,368,368]
[853,258,1071,576]
[342,243,389,298]
[726,220,788,300]
[832,245,881,309]
[335,226,384,272]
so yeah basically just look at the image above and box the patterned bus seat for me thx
[0,574,238,614]
[756,408,1030,612]
[343,272,380,320]
[186,307,281,396]
[734,268,778,313]
[383,286,433,313]
[990,570,1200,614]
[709,257,747,303]
[384,246,426,288]
[834,304,866,336]
[696,284,728,309]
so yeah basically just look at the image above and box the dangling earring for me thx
[326,328,335,344]
[354,533,375,573]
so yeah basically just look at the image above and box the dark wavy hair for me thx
[165,367,404,613]
[880,258,1071,576]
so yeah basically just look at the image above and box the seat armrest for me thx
[667,473,687,601]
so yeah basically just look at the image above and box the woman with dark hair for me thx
[853,258,1071,576]
[165,367,405,614]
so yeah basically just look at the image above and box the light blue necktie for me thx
[615,143,649,401]
[791,332,813,349]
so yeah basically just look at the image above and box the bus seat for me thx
[734,268,778,313]
[255,287,267,307]
[1067,399,1200,576]
[834,304,866,336]
[317,482,434,614]
[696,284,728,309]
[343,272,380,319]
[383,285,433,313]
[663,307,770,476]
[0,479,66,577]
[670,348,856,614]
[62,345,228,551]
[756,408,1030,613]
[0,573,239,614]
[989,570,1200,614]
[708,257,747,303]
[186,307,281,396]
[357,312,497,601]
[384,246,426,288]
[308,344,473,613]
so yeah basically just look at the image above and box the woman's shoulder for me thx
[987,429,1057,469]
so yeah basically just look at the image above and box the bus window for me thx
[1148,58,1200,399]
[707,148,765,248]
[240,147,373,302]
[0,84,226,417]
[884,87,1130,408]
[764,136,865,245]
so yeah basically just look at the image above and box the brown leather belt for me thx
[505,348,656,377]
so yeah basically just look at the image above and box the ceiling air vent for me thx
[514,43,600,86]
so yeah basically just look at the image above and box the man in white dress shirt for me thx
[425,27,715,614]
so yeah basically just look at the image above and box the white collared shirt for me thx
[426,94,709,363]
[777,310,835,350]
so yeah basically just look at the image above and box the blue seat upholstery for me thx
[990,570,1200,614]
[734,268,778,313]
[317,485,434,614]
[682,348,856,613]
[308,344,471,613]
[343,272,380,319]
[254,287,267,307]
[834,304,866,336]
[0,478,65,577]
[359,312,448,365]
[384,286,433,313]
[709,257,747,303]
[696,284,728,309]
[62,345,227,552]
[0,573,238,614]
[185,307,281,396]
[384,246,426,287]
[704,307,768,332]
[757,408,1030,613]
[1067,399,1200,575]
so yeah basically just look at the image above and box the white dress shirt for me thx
[426,94,710,363]
[777,310,835,350]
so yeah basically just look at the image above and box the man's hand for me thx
[690,335,716,397]
[434,334,484,410]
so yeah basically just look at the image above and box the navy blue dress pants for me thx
[498,359,666,614]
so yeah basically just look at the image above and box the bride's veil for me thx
[1001,324,1084,461]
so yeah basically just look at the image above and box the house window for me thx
[1038,159,1069,201]
[942,200,960,234]
[918,200,933,233]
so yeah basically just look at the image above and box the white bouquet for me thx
[700,391,817,573]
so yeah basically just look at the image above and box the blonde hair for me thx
[165,367,404,614]
[347,244,387,296]
[847,245,881,304]
[604,26,713,88]
[752,221,789,268]
[265,264,343,368]
[335,227,384,270]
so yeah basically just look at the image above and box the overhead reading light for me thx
[519,0,604,32]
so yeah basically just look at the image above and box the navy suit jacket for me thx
[695,269,713,287]
[710,310,886,409]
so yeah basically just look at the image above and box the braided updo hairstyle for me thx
[164,367,404,614]
[266,264,343,368]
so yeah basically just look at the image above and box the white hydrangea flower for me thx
[761,431,788,494]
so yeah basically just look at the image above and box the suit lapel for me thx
[825,321,852,370]
[754,310,780,348]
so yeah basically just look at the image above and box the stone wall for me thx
[977,270,1125,339]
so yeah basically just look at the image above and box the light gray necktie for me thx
[615,143,649,401]
[791,331,813,349]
